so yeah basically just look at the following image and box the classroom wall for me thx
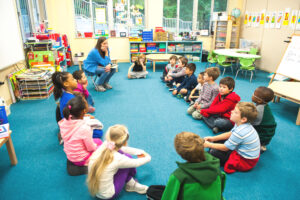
[240,0,300,72]
[145,0,163,29]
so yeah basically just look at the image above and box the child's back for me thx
[162,152,225,200]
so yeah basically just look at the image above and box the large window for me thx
[74,0,145,38]
[163,0,227,33]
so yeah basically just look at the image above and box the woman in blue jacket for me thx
[84,37,116,92]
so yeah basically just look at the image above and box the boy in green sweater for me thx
[146,132,226,200]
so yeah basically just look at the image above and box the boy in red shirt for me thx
[200,77,240,134]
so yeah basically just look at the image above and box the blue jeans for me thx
[203,115,233,131]
[95,67,116,85]
[86,95,94,106]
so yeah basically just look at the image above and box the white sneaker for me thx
[125,178,148,194]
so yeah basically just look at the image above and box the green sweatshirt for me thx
[162,152,226,200]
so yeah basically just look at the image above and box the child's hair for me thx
[255,86,274,103]
[186,63,196,73]
[62,95,87,120]
[136,54,146,65]
[199,71,205,76]
[219,77,235,90]
[72,70,84,81]
[169,55,178,62]
[87,124,129,196]
[205,67,220,81]
[236,102,258,123]
[179,56,188,66]
[174,132,205,163]
[52,72,71,100]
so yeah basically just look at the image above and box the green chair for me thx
[217,55,233,76]
[249,48,258,55]
[235,58,256,82]
[206,51,218,68]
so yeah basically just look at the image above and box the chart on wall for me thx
[276,35,300,81]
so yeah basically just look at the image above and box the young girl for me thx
[128,54,148,79]
[52,72,78,119]
[72,70,95,113]
[165,56,188,89]
[59,95,102,166]
[87,124,151,199]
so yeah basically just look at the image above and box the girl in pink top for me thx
[73,70,95,113]
[59,95,102,166]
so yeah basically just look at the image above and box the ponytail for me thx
[52,72,70,100]
[87,125,129,196]
[62,95,87,119]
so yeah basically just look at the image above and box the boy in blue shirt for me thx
[204,102,261,174]
[172,63,197,98]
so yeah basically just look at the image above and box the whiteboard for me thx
[0,0,25,70]
[276,35,300,81]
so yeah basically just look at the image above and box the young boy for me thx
[200,77,240,134]
[187,67,220,120]
[184,72,205,104]
[165,56,188,88]
[204,102,260,174]
[172,63,197,98]
[252,86,277,152]
[147,132,226,200]
[161,55,178,82]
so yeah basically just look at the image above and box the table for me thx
[268,81,300,125]
[213,49,261,59]
[0,130,18,165]
[146,54,180,72]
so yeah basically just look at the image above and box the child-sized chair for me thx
[235,58,256,82]
[217,55,233,76]
[84,70,100,91]
[206,51,218,68]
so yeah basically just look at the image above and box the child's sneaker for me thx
[88,106,95,113]
[169,88,175,91]
[212,127,219,134]
[125,178,148,194]
[160,76,165,82]
[183,96,187,101]
[260,145,267,153]
[189,101,194,106]
[177,94,183,99]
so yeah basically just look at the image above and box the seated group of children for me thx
[51,57,277,199]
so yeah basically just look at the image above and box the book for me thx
[0,124,9,139]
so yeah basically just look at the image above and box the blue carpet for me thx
[0,62,299,200]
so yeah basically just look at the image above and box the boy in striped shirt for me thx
[204,102,261,174]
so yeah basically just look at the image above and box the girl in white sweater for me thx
[87,124,151,199]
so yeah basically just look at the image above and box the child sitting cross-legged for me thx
[161,55,178,82]
[252,86,277,152]
[147,132,226,200]
[73,70,95,113]
[128,54,148,79]
[59,95,102,166]
[187,67,220,119]
[165,56,188,88]
[172,63,198,98]
[87,124,151,199]
[184,71,205,104]
[200,77,240,134]
[204,102,261,174]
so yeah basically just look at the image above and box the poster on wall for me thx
[276,11,284,29]
[244,12,248,25]
[248,12,252,27]
[260,9,266,25]
[95,8,106,24]
[270,12,276,28]
[296,10,300,31]
[265,12,271,28]
[252,13,257,27]
[290,10,298,29]
[283,8,291,26]
[256,13,261,27]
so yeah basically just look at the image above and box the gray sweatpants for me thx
[129,71,148,78]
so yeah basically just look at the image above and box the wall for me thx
[240,0,300,72]
[145,0,163,29]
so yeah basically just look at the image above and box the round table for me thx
[146,54,180,72]
[213,49,261,59]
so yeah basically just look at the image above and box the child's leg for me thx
[187,106,196,115]
[128,71,138,79]
[147,185,166,200]
[135,71,148,78]
[224,150,260,174]
[93,129,103,138]
[110,151,137,199]
[214,118,234,132]
[208,140,232,166]
[192,110,203,120]
[86,95,94,107]
[179,88,188,95]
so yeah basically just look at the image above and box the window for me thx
[16,0,48,42]
[163,0,227,34]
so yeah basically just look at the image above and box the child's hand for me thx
[196,105,201,110]
[204,136,215,142]
[85,114,95,119]
[189,96,192,101]
[137,154,145,158]
[193,102,198,108]
[204,141,212,148]
[172,90,177,95]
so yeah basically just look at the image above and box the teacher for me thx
[84,37,116,92]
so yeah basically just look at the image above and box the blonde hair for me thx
[86,124,129,196]
[236,102,258,123]
[137,54,146,65]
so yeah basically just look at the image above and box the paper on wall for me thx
[283,8,290,26]
[255,13,260,27]
[244,11,248,25]
[296,10,300,31]
[248,12,252,27]
[290,10,297,30]
[265,12,271,28]
[252,12,258,27]
[270,12,276,28]
[95,8,106,24]
[276,11,284,29]
[260,9,266,25]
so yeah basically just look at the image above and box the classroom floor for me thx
[1,62,299,200]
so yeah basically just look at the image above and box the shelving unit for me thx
[129,41,203,63]
[212,19,241,49]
